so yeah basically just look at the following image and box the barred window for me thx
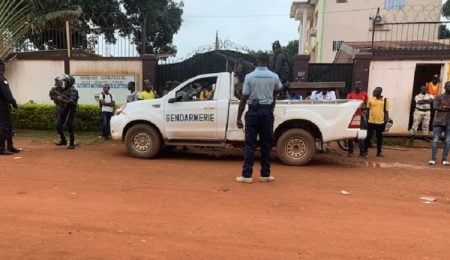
[333,40,344,51]
[384,0,405,10]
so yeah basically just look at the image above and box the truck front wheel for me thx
[276,129,316,166]
[125,124,162,159]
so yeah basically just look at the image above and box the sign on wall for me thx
[74,75,136,105]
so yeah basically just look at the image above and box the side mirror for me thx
[168,97,177,103]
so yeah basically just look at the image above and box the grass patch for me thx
[14,129,106,145]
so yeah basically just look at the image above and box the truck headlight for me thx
[115,104,127,115]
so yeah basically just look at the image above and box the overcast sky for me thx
[171,0,299,60]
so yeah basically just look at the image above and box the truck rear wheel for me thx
[277,129,315,166]
[125,124,161,159]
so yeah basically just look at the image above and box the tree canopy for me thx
[9,0,184,56]
[443,0,450,19]
[0,0,81,59]
[247,40,299,63]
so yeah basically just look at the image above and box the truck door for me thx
[165,76,219,140]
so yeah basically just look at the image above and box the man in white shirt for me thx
[311,89,337,101]
[126,81,139,103]
[410,85,434,141]
[310,89,336,152]
[99,84,115,140]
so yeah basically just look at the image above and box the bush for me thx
[12,104,102,131]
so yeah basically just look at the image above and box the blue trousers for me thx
[431,125,450,161]
[102,112,113,138]
[242,106,274,178]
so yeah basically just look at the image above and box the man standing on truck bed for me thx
[236,53,282,184]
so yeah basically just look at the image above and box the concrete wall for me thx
[368,60,448,134]
[5,58,144,105]
[71,59,142,105]
[5,60,64,104]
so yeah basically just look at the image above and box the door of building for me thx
[409,64,443,131]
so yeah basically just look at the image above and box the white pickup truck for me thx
[111,72,366,165]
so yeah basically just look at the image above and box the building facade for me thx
[290,0,442,63]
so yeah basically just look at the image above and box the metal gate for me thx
[308,63,354,94]
[156,50,256,92]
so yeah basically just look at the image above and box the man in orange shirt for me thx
[427,75,441,97]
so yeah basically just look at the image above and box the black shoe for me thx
[56,140,67,146]
[423,136,431,142]
[408,135,415,141]
[376,153,384,157]
[67,144,75,149]
[8,147,21,153]
[0,150,13,155]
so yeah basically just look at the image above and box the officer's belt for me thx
[248,104,272,111]
[415,108,430,112]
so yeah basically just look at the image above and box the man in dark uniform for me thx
[271,41,290,83]
[236,53,282,184]
[0,59,20,155]
[271,40,291,100]
[55,75,79,149]
[49,77,64,132]
[49,76,63,104]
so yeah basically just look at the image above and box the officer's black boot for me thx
[56,133,67,146]
[0,139,13,155]
[6,138,21,153]
[67,132,75,149]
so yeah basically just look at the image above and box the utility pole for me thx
[141,11,148,56]
[215,31,220,50]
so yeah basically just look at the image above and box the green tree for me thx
[123,0,183,55]
[247,40,299,63]
[443,0,450,19]
[282,40,299,63]
[0,0,81,59]
[438,24,450,39]
[9,0,183,56]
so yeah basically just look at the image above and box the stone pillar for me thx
[292,55,310,82]
[141,54,157,91]
[352,52,373,92]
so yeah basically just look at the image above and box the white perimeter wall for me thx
[70,60,142,105]
[368,60,449,134]
[5,60,64,104]
[5,59,142,105]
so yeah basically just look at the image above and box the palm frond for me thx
[0,0,81,59]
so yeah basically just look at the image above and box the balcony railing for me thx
[370,21,450,52]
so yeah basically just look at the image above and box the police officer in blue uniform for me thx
[55,75,79,149]
[236,53,282,183]
[0,59,20,155]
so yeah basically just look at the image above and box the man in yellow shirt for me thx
[362,87,390,158]
[138,79,157,100]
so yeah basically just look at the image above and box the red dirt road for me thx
[1,139,450,259]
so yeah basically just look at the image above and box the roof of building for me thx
[334,40,450,63]
[343,41,450,51]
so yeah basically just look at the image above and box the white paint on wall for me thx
[70,60,142,90]
[74,75,136,105]
[5,60,64,104]
[4,59,143,105]
[368,60,448,134]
